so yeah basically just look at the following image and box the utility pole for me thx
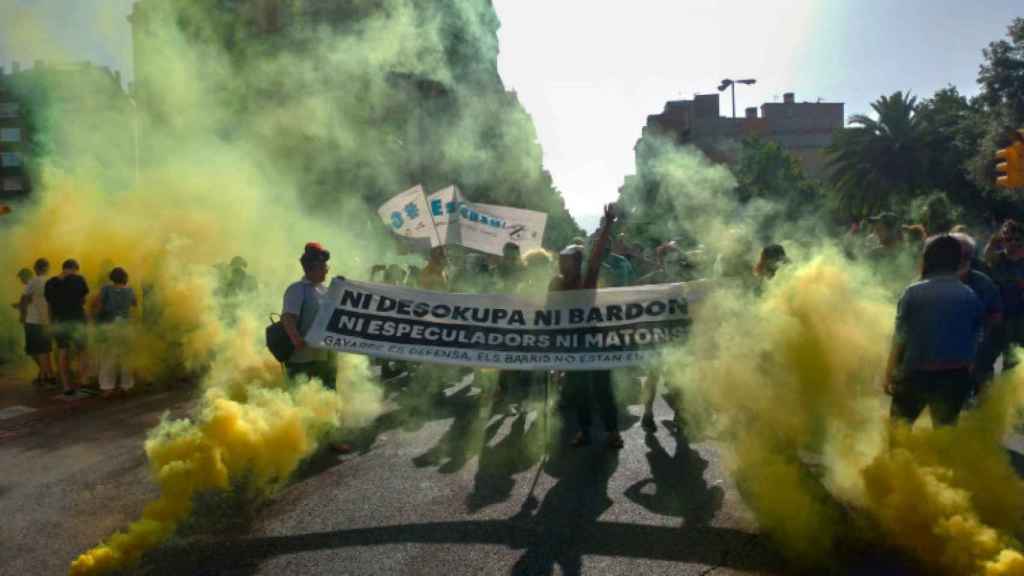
[717,78,757,118]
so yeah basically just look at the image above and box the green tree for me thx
[967,17,1024,203]
[827,91,925,216]
[734,138,820,211]
[915,86,984,208]
[977,17,1024,122]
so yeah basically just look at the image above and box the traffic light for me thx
[996,133,1024,190]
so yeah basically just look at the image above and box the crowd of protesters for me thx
[11,258,137,398]
[335,206,1016,442]
[277,203,802,452]
[11,204,1009,444]
[9,255,259,399]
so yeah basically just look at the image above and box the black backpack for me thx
[266,283,313,363]
[265,313,294,363]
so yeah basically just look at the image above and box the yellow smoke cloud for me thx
[68,379,343,575]
[0,160,380,575]
[668,250,1024,575]
[0,5,392,574]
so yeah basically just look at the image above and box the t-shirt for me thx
[23,275,49,325]
[894,275,984,373]
[44,274,89,323]
[282,278,329,364]
[98,285,137,323]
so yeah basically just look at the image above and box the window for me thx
[2,177,23,192]
[0,127,20,143]
[0,102,18,119]
[0,152,20,167]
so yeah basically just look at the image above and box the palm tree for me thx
[828,92,926,216]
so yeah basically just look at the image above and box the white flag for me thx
[378,185,440,246]
[425,185,463,247]
[454,201,547,255]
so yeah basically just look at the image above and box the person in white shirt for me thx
[18,258,54,385]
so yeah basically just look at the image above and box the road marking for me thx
[0,405,37,421]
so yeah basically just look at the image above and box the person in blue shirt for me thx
[952,233,1003,395]
[984,219,1024,369]
[884,235,984,426]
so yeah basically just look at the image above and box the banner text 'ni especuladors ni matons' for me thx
[306,278,709,370]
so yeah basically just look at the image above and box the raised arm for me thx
[583,203,617,289]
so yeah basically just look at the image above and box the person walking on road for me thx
[17,259,54,386]
[884,235,984,426]
[282,243,337,389]
[550,204,624,450]
[45,259,90,396]
[94,267,138,398]
[281,242,352,454]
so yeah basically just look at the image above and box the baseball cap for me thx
[301,242,330,263]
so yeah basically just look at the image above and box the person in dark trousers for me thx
[952,233,1003,396]
[44,259,90,395]
[281,243,336,389]
[884,235,984,426]
[550,203,623,449]
[281,243,351,454]
[984,219,1024,369]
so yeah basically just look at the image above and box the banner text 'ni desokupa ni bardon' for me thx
[306,278,707,370]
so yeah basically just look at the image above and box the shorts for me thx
[52,322,87,351]
[24,323,51,356]
[890,367,973,426]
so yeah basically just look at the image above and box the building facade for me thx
[640,91,844,179]
[0,60,132,200]
[0,63,31,199]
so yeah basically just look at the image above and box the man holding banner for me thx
[549,204,624,449]
[281,243,338,389]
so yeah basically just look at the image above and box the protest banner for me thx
[306,278,705,370]
[377,185,440,246]
[425,186,547,255]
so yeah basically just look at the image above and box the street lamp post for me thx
[717,78,757,118]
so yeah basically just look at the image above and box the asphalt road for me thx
[140,371,781,576]
[0,384,194,576]
[5,367,1004,575]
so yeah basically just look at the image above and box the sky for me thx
[0,0,1020,231]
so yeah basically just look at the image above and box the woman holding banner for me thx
[550,204,624,449]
